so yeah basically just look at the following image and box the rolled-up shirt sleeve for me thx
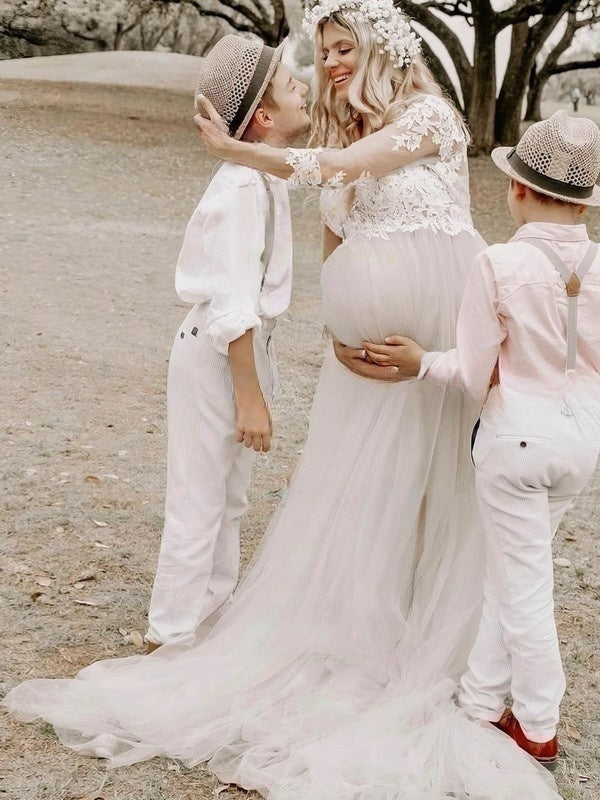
[175,177,266,354]
[419,252,507,404]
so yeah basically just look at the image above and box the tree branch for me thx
[396,0,473,105]
[420,37,462,109]
[497,0,573,28]
[547,55,600,74]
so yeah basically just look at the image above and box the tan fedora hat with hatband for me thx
[195,34,286,141]
[492,110,600,206]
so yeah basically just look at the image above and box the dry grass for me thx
[0,83,599,800]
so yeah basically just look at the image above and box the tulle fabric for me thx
[4,228,560,799]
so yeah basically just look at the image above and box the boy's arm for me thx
[364,253,507,404]
[229,329,272,452]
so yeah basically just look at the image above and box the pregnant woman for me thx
[5,2,559,797]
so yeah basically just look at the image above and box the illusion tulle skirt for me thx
[3,228,560,798]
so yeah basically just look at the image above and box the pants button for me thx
[191,327,198,336]
[180,331,185,338]
[520,441,527,448]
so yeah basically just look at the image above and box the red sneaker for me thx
[492,709,558,769]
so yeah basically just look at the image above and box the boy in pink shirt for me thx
[363,111,600,767]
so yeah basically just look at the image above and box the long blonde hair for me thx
[308,12,466,148]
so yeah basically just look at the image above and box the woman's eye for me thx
[339,48,351,55]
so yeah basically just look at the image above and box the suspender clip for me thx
[566,273,581,297]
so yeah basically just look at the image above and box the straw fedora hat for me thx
[491,110,600,206]
[195,34,286,140]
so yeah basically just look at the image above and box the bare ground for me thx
[0,80,599,800]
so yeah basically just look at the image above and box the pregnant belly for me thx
[321,230,477,351]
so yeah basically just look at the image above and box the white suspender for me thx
[521,238,598,372]
[258,172,275,291]
[211,161,276,292]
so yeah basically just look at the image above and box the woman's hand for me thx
[363,335,425,380]
[194,95,233,159]
[333,340,402,382]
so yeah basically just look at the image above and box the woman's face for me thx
[320,20,359,101]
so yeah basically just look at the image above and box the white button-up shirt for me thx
[175,162,293,354]
[421,222,600,410]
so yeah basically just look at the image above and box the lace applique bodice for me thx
[316,95,476,240]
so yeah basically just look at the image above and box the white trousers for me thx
[459,393,599,742]
[146,305,276,645]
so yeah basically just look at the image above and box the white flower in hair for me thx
[303,0,421,69]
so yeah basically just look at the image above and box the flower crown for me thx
[303,0,421,69]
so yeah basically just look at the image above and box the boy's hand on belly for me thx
[363,336,425,380]
[235,392,272,452]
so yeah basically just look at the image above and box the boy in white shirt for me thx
[362,111,600,767]
[146,35,309,651]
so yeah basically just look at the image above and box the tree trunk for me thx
[495,21,532,144]
[525,69,545,122]
[467,20,497,153]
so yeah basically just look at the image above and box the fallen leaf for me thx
[578,775,589,783]
[565,722,581,741]
[59,649,74,664]
[73,581,87,589]
[94,541,110,549]
[55,526,65,534]
[39,596,55,605]
[74,570,96,582]
[93,520,108,528]
[74,599,98,607]
[118,627,128,637]
[129,631,144,648]
[35,576,52,587]
[553,557,571,568]
[84,475,102,484]
[29,591,43,602]
[5,559,32,575]
[564,534,577,542]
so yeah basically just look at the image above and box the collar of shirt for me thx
[511,221,589,244]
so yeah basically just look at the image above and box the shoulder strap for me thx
[521,237,599,372]
[212,162,275,292]
[258,172,275,291]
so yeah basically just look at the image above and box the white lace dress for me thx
[4,96,560,800]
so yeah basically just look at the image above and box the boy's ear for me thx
[513,180,528,200]
[252,104,274,129]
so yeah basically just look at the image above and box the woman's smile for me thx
[331,70,353,88]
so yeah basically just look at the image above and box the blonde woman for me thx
[4,3,560,798]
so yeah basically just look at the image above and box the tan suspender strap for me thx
[521,238,599,372]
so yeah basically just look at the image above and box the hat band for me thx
[229,45,275,136]
[507,148,594,200]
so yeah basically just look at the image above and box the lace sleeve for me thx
[391,95,466,162]
[285,148,348,190]
[285,148,324,189]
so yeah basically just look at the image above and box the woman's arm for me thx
[323,225,342,262]
[195,95,460,187]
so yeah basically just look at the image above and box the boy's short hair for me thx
[259,81,279,111]
[511,179,573,207]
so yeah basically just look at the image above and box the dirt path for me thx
[0,78,598,800]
